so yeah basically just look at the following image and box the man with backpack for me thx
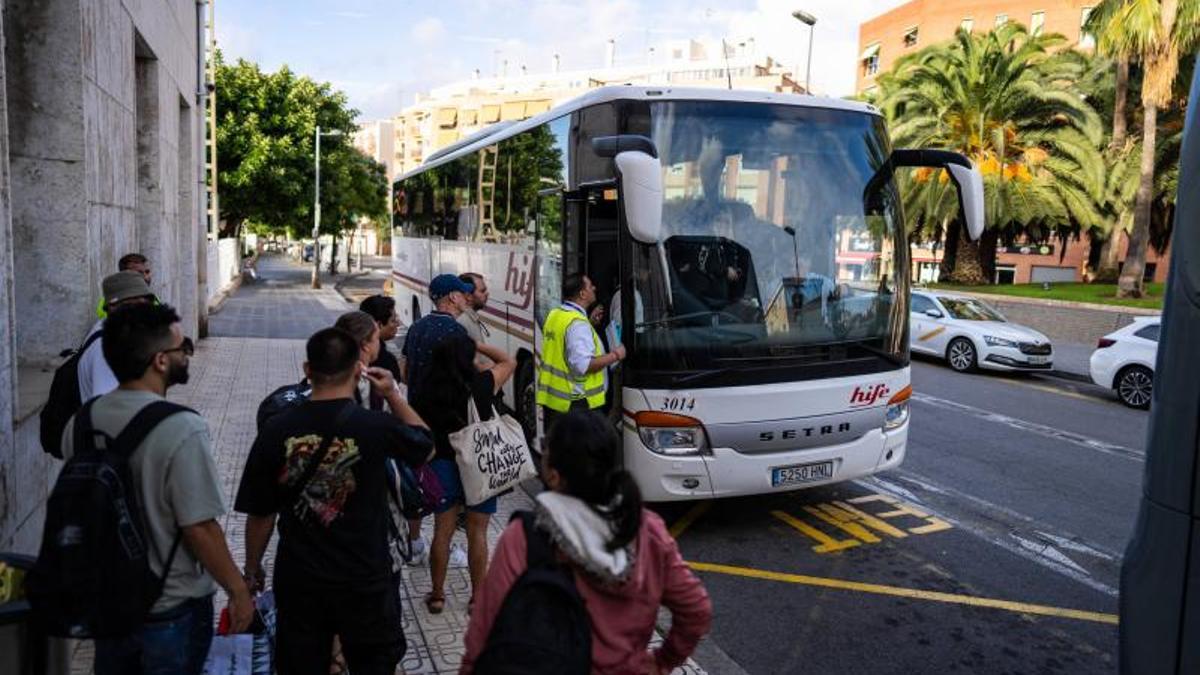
[29,302,252,674]
[235,327,434,675]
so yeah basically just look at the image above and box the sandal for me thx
[424,591,446,615]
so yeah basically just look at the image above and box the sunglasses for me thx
[162,336,195,357]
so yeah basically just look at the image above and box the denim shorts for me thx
[94,594,214,675]
[430,458,498,514]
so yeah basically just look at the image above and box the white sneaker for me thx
[406,536,428,566]
[449,543,468,568]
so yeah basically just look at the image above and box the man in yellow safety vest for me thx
[537,273,625,434]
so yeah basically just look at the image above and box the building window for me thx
[995,13,1008,28]
[1031,11,1046,36]
[961,17,974,33]
[1080,6,1096,47]
[903,26,919,48]
[861,43,881,76]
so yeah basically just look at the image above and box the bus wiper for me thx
[672,367,735,385]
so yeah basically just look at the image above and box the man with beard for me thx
[59,302,251,674]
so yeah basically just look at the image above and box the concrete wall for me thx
[206,237,239,305]
[954,291,1161,346]
[0,0,205,554]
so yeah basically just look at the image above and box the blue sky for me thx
[219,0,901,121]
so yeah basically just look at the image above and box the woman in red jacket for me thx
[461,411,713,674]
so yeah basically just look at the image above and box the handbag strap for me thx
[284,401,355,507]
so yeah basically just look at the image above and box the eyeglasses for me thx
[160,337,194,358]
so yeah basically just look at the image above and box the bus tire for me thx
[515,357,537,444]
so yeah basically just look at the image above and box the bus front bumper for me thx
[626,423,908,502]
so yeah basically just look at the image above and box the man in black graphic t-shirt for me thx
[235,328,432,675]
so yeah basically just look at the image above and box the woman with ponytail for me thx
[461,411,712,674]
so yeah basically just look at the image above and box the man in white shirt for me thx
[79,271,156,401]
[456,272,493,369]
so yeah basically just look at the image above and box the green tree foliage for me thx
[876,24,1106,285]
[1085,0,1199,297]
[214,52,385,241]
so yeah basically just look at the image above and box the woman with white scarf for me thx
[461,412,713,674]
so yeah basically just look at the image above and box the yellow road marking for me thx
[686,561,1119,625]
[992,375,1099,403]
[804,504,883,543]
[771,510,860,553]
[669,501,712,540]
[845,494,953,535]
[917,326,946,341]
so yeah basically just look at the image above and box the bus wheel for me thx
[515,358,537,443]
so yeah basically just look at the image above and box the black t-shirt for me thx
[415,371,495,461]
[368,339,402,411]
[234,398,432,587]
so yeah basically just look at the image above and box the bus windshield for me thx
[627,101,908,383]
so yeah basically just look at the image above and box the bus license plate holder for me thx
[771,460,835,488]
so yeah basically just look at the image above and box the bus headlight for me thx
[634,411,710,456]
[883,385,912,431]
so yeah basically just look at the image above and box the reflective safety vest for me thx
[537,306,605,412]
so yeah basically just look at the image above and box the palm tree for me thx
[1088,0,1199,297]
[878,24,1105,284]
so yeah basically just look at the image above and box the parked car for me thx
[1089,316,1160,409]
[909,290,1054,373]
[302,243,314,262]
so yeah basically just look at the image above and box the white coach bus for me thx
[390,86,983,502]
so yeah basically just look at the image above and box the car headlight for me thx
[634,412,710,456]
[983,335,1019,348]
[883,386,912,431]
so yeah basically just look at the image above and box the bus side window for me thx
[535,191,565,327]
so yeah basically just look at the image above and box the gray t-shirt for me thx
[60,388,226,612]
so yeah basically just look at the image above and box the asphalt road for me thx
[655,357,1148,675]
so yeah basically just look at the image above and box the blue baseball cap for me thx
[429,273,473,301]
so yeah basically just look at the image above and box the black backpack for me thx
[26,398,193,638]
[476,511,592,675]
[39,330,104,458]
[256,379,312,432]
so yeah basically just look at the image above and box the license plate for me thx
[1028,355,1049,365]
[771,460,835,487]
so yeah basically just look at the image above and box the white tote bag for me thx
[449,398,537,505]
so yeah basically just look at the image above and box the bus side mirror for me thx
[593,135,663,244]
[891,149,985,241]
[614,151,663,244]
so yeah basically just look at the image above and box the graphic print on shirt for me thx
[279,434,361,526]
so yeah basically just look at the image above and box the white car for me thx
[909,291,1054,373]
[1089,317,1160,409]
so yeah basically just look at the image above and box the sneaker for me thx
[406,536,428,566]
[449,543,468,568]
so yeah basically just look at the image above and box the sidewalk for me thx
[71,255,707,674]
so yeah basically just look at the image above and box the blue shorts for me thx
[430,458,498,515]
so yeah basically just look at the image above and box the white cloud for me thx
[411,17,447,45]
[332,11,370,19]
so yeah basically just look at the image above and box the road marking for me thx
[993,376,1102,403]
[911,392,1144,462]
[773,491,953,554]
[687,561,1119,625]
[669,501,712,540]
[772,510,861,553]
[858,472,1122,597]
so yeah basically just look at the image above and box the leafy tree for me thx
[214,52,358,239]
[1085,0,1199,297]
[877,24,1105,284]
[319,146,388,273]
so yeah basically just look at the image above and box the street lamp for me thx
[312,126,344,288]
[792,9,817,95]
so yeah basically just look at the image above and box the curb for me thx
[333,270,371,303]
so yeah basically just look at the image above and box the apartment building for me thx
[376,37,803,175]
